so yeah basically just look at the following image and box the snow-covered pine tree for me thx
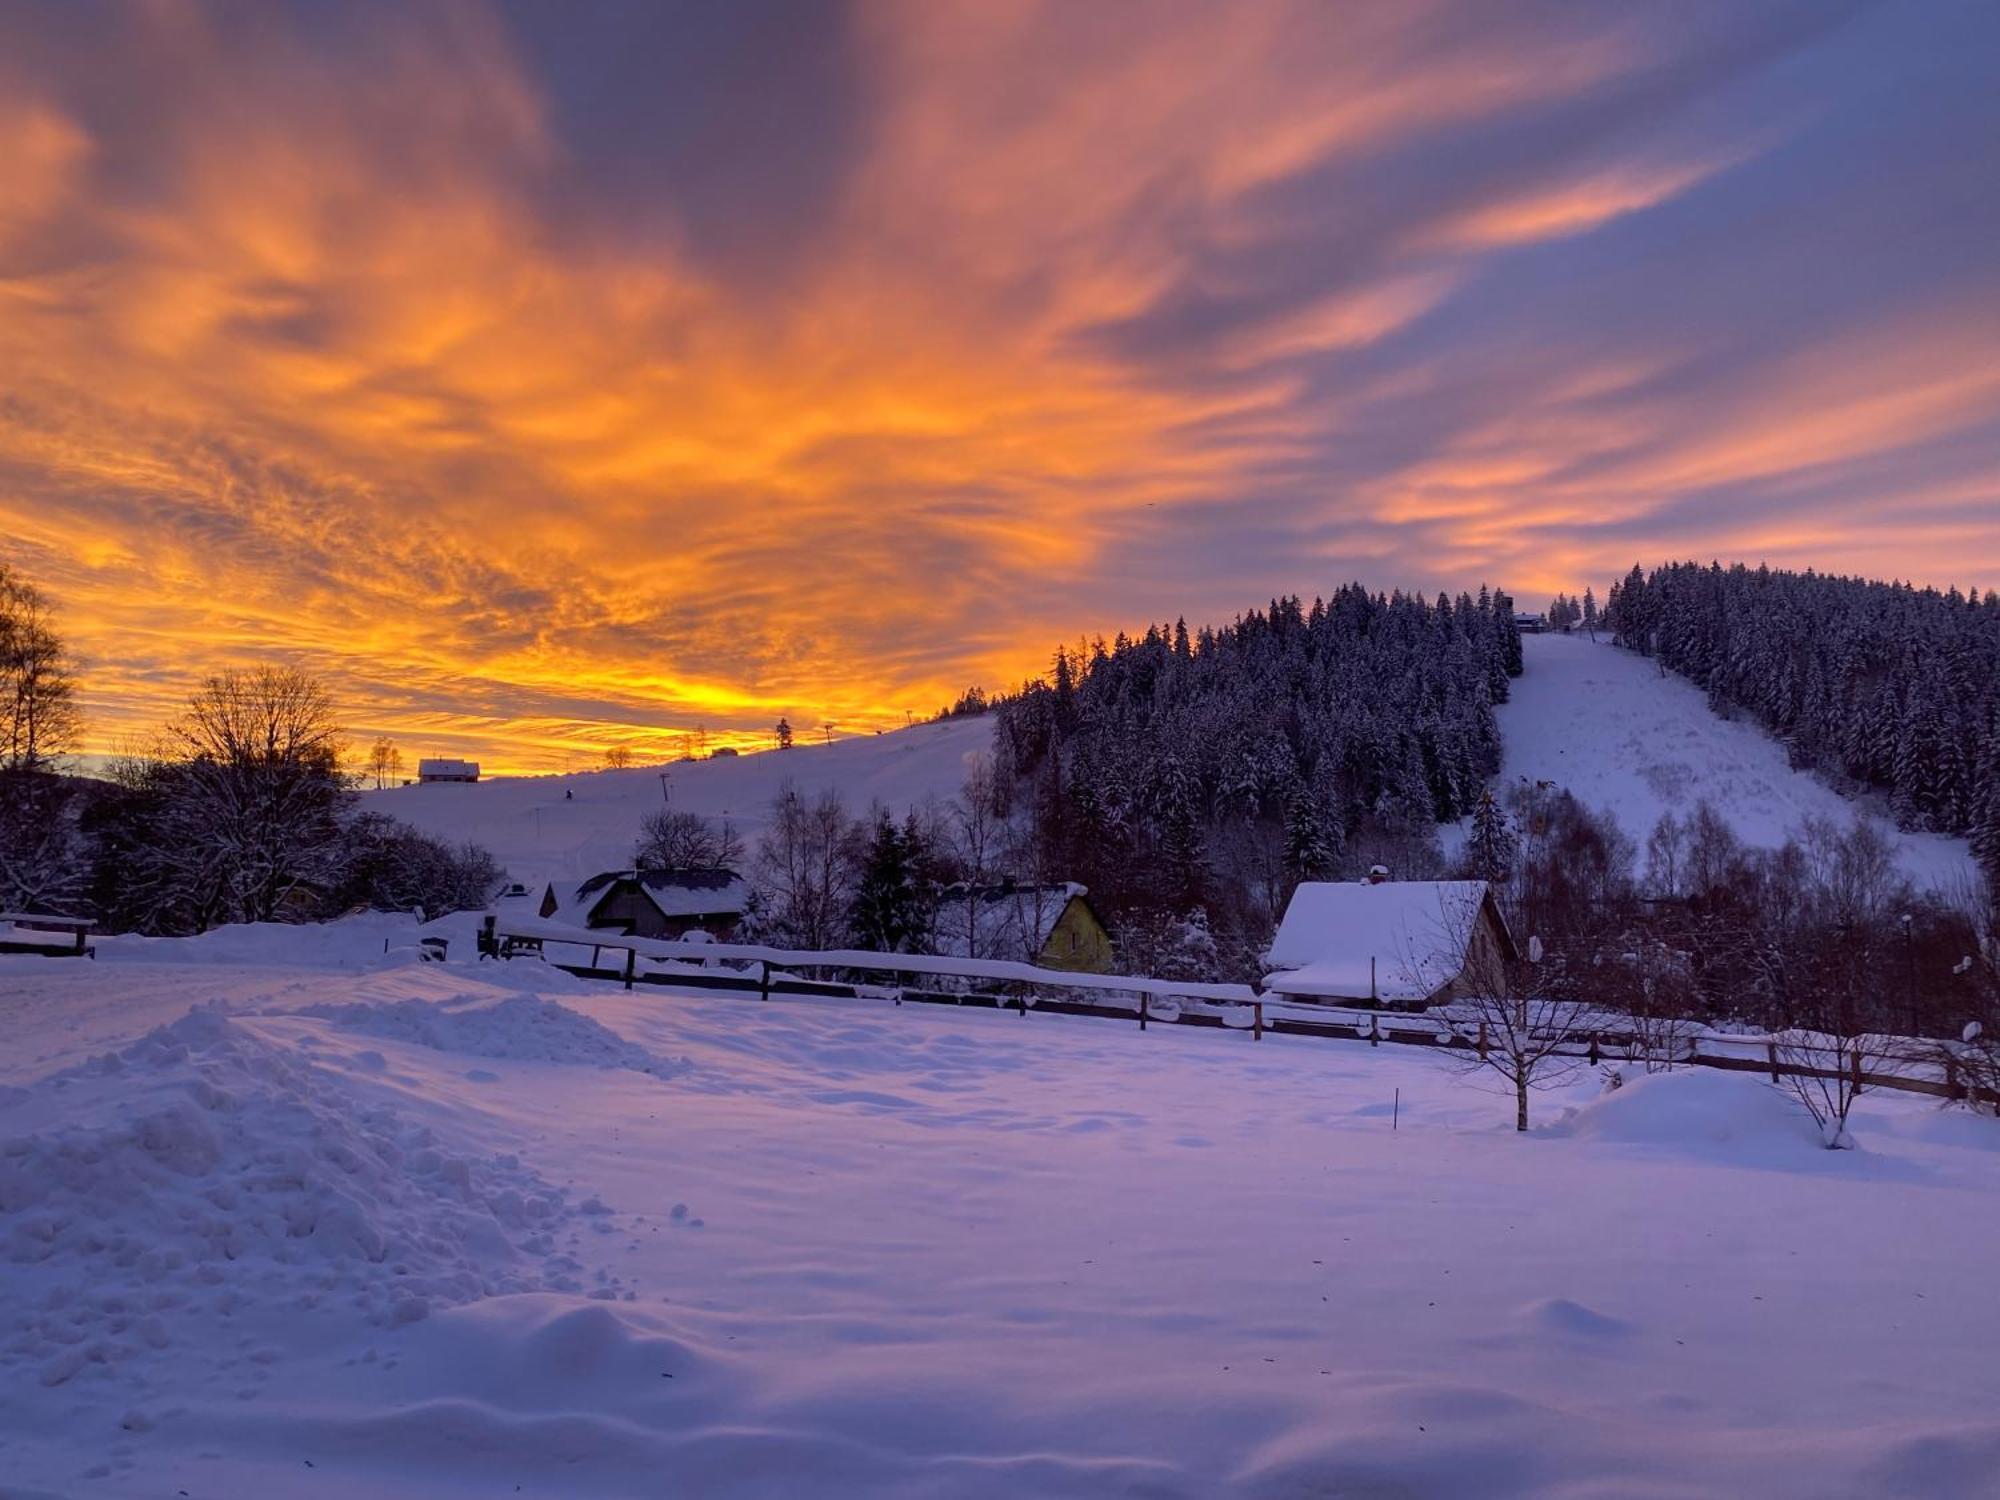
[1467,787,1516,885]
[849,812,919,953]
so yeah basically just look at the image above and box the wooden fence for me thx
[480,915,1995,1110]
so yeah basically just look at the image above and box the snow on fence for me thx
[482,915,1995,1108]
[0,913,96,958]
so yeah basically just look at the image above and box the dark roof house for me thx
[541,867,750,941]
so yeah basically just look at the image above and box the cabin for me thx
[417,758,481,783]
[1263,875,1516,1008]
[1512,612,1546,634]
[932,882,1114,973]
[540,867,750,942]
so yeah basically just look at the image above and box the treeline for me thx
[989,586,1523,974]
[1606,563,2000,882]
[1470,779,1998,1044]
[0,562,498,933]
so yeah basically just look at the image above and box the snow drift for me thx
[0,1007,617,1395]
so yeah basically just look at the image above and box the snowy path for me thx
[1488,633,1975,889]
[5,937,2000,1498]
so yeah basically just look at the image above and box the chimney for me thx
[1366,864,1391,885]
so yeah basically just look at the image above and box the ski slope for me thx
[4,929,2000,1498]
[1493,634,1975,890]
[371,715,996,885]
[373,636,1976,897]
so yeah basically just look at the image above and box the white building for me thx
[416,758,480,783]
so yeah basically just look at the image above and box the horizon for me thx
[5,1,1998,773]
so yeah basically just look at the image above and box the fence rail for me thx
[480,915,1995,1110]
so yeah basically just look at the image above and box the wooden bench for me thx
[0,912,97,959]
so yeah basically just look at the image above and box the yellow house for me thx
[933,882,1114,973]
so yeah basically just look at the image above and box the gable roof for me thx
[932,882,1088,961]
[576,867,751,920]
[1264,879,1505,1001]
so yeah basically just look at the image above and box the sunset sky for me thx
[3,0,1997,772]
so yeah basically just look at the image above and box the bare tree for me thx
[750,782,859,949]
[1772,917,1879,1148]
[1644,811,1686,898]
[603,745,635,770]
[0,565,86,911]
[634,808,744,871]
[114,667,353,930]
[0,563,82,774]
[1431,894,1594,1132]
[941,758,1007,957]
[366,736,403,790]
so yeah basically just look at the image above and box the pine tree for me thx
[1467,788,1515,884]
[1282,778,1338,891]
[848,813,918,952]
[775,717,794,750]
[1973,766,2000,893]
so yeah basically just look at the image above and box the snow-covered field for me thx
[1484,634,1975,890]
[372,716,995,885]
[5,923,2000,1498]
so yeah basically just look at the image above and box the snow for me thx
[372,716,997,886]
[1479,633,1977,889]
[1264,880,1490,1001]
[4,927,2000,1497]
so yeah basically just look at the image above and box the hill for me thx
[1485,632,1974,890]
[371,715,996,885]
[374,634,1977,899]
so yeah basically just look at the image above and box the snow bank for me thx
[0,1007,618,1395]
[1547,1068,1832,1163]
[99,912,433,969]
[301,992,685,1076]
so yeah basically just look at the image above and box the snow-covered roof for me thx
[577,868,751,920]
[1264,880,1496,1001]
[536,879,592,927]
[931,883,1086,962]
[417,759,479,777]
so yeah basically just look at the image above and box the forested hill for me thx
[1606,563,2000,883]
[992,586,1523,963]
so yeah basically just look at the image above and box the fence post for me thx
[1477,1021,1488,1060]
[1139,993,1149,1031]
[1767,1041,1779,1083]
[622,946,636,992]
[1850,1045,1864,1096]
[1945,1054,1960,1102]
[1253,1002,1264,1041]
[758,960,770,1002]
[1587,1031,1600,1066]
[1368,1014,1379,1048]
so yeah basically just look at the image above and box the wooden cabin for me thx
[1263,877,1516,1008]
[541,868,750,942]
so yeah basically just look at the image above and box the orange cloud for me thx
[0,1,1993,772]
